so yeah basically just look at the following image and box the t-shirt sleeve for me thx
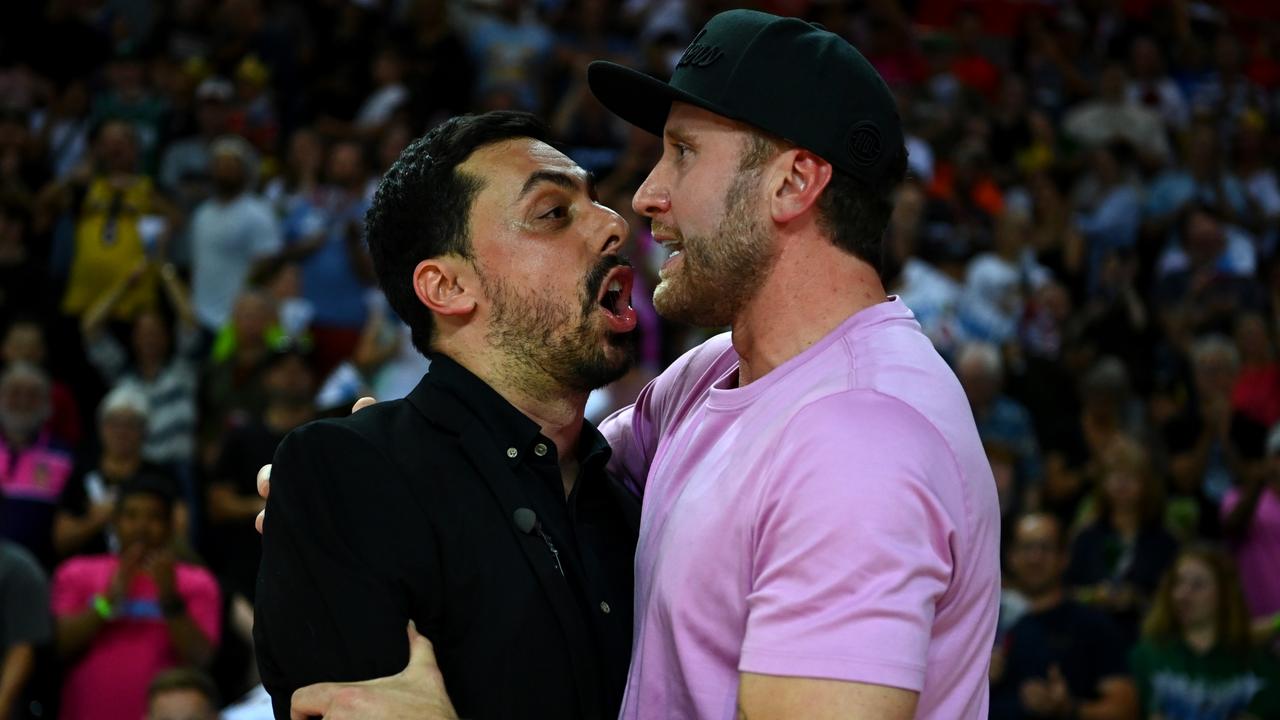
[250,204,284,258]
[50,560,94,617]
[181,567,222,646]
[0,547,52,646]
[738,391,956,692]
[601,334,735,497]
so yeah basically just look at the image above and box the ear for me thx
[768,149,833,225]
[412,256,477,319]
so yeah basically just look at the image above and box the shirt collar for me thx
[423,353,610,470]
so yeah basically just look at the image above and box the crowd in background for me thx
[1,0,1280,718]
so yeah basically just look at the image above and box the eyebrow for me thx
[517,169,595,201]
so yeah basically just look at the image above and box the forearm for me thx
[0,644,34,716]
[158,264,197,327]
[56,609,106,661]
[208,486,265,523]
[165,610,214,668]
[53,515,108,558]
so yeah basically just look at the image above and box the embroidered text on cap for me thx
[677,29,724,68]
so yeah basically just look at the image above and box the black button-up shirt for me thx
[426,354,638,713]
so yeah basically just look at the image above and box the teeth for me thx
[608,280,622,292]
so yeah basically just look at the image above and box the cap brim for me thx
[587,61,734,138]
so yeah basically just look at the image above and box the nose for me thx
[632,164,669,219]
[595,202,630,256]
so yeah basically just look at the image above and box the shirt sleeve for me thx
[254,420,435,718]
[249,204,284,258]
[738,391,957,693]
[50,560,94,617]
[601,333,735,497]
[180,567,222,646]
[0,547,52,646]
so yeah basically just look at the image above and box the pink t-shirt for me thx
[603,298,1000,720]
[1221,486,1280,618]
[51,554,222,720]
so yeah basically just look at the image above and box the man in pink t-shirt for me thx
[585,10,1001,718]
[52,476,220,720]
[1221,426,1280,621]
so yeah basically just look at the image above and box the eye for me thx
[672,143,690,159]
[539,205,568,220]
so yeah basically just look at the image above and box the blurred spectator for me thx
[1231,312,1280,429]
[1146,126,1250,232]
[991,512,1139,720]
[2,317,82,448]
[1127,35,1190,133]
[0,197,50,331]
[82,260,200,469]
[0,537,51,720]
[146,667,219,720]
[1165,336,1247,507]
[462,0,555,111]
[188,135,280,335]
[51,476,220,720]
[159,77,234,214]
[197,289,275,467]
[226,55,277,154]
[1072,143,1143,294]
[39,120,178,322]
[291,141,373,375]
[54,387,187,561]
[89,51,169,175]
[397,0,475,128]
[0,362,73,568]
[207,344,314,702]
[1063,64,1171,164]
[956,341,1041,515]
[1129,546,1280,719]
[353,46,409,134]
[33,79,92,181]
[1220,424,1280,623]
[262,127,323,218]
[1067,436,1178,647]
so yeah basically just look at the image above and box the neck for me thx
[443,346,588,465]
[1184,623,1217,653]
[1026,585,1065,613]
[264,404,310,433]
[1112,508,1141,535]
[136,356,163,379]
[731,226,885,386]
[100,453,140,477]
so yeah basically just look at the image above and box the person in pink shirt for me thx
[1221,424,1280,625]
[52,475,220,720]
[253,11,1000,719]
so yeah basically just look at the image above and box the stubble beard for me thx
[652,168,775,328]
[479,261,636,397]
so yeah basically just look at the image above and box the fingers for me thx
[255,509,266,535]
[257,464,272,500]
[291,683,337,720]
[352,396,377,414]
[405,620,439,672]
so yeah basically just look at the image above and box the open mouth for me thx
[654,234,684,276]
[596,265,638,333]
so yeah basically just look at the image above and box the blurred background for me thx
[0,0,1279,718]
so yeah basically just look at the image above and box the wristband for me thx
[91,594,114,620]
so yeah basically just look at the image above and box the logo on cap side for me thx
[677,29,724,68]
[846,122,882,168]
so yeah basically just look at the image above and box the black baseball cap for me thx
[587,9,905,188]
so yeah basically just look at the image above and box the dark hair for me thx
[743,131,907,276]
[147,667,220,708]
[116,474,177,518]
[364,111,554,355]
[1143,545,1253,652]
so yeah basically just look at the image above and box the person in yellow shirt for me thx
[39,120,180,321]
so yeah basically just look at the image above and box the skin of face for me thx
[115,493,172,552]
[631,102,776,328]
[1171,556,1218,631]
[100,409,146,459]
[455,137,637,394]
[1008,515,1067,598]
[147,688,216,720]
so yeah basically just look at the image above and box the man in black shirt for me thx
[992,512,1139,719]
[253,111,639,720]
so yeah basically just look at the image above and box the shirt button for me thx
[534,443,548,457]
[599,601,611,614]
[506,447,518,459]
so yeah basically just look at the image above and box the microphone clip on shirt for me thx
[513,508,565,577]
